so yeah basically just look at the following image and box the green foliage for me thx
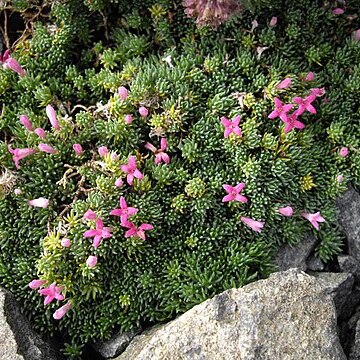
[0,0,360,357]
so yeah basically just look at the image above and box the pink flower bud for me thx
[34,128,46,138]
[28,197,49,208]
[84,209,97,220]
[98,146,108,157]
[53,301,71,320]
[38,143,57,154]
[139,106,149,117]
[124,114,133,124]
[110,152,118,161]
[118,86,129,100]
[269,16,277,27]
[73,144,83,155]
[3,57,26,77]
[339,147,349,157]
[337,175,344,183]
[278,206,294,217]
[353,29,360,41]
[305,72,315,81]
[14,188,22,195]
[61,238,71,247]
[115,178,124,187]
[20,115,33,131]
[332,8,344,15]
[86,255,97,268]
[276,78,292,89]
[28,279,46,289]
[46,105,60,130]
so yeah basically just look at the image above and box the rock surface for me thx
[116,269,346,360]
[310,272,354,318]
[306,255,325,271]
[274,234,317,271]
[336,186,360,261]
[0,288,60,360]
[338,255,360,282]
[93,328,141,358]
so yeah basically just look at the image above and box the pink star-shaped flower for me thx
[121,156,144,185]
[268,97,293,122]
[220,115,242,138]
[301,211,325,230]
[222,183,248,203]
[122,221,153,240]
[283,112,305,134]
[83,218,112,248]
[145,138,170,165]
[38,282,64,305]
[293,94,317,115]
[110,196,139,224]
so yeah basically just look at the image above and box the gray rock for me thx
[336,186,360,261]
[350,317,360,360]
[338,255,360,281]
[310,272,354,318]
[306,255,325,271]
[93,328,141,358]
[274,234,317,271]
[116,269,346,360]
[0,288,60,360]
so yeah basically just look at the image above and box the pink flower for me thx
[83,218,112,248]
[139,106,149,117]
[278,206,293,217]
[38,143,57,154]
[332,8,344,15]
[305,72,315,81]
[121,156,144,185]
[118,86,129,100]
[19,115,33,131]
[276,78,292,89]
[115,178,124,187]
[310,88,326,97]
[38,282,64,305]
[145,138,170,165]
[293,94,317,115]
[8,145,36,169]
[83,209,97,220]
[124,114,133,124]
[61,238,71,247]
[53,301,71,320]
[14,188,22,195]
[353,29,360,41]
[122,221,153,240]
[110,196,138,224]
[73,144,83,155]
[301,211,325,230]
[28,279,46,289]
[337,175,344,183]
[268,97,294,122]
[46,105,60,130]
[283,112,305,134]
[1,51,26,77]
[240,216,265,232]
[222,183,248,203]
[220,115,242,138]
[86,255,97,268]
[34,128,46,138]
[98,146,108,157]
[110,152,118,161]
[339,147,349,157]
[28,197,49,208]
[269,16,277,27]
